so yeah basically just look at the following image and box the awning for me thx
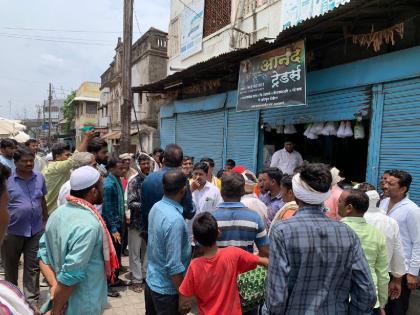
[101,129,147,140]
[132,0,419,94]
[102,131,121,140]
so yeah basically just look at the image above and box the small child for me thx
[178,212,269,315]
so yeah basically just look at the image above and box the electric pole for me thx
[120,0,134,153]
[48,83,52,147]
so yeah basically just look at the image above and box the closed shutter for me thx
[160,117,176,148]
[262,86,371,125]
[378,77,420,205]
[176,110,225,170]
[226,109,259,172]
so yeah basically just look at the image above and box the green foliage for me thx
[61,90,76,133]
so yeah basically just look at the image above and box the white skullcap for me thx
[292,173,331,205]
[70,166,100,191]
[119,153,133,160]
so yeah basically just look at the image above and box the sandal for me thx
[129,284,143,293]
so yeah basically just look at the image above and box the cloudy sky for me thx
[0,0,170,119]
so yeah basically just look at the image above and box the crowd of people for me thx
[0,135,419,315]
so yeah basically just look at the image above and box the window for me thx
[203,0,231,38]
[86,102,97,114]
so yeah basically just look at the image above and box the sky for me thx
[0,0,170,120]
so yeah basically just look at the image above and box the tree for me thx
[61,91,76,134]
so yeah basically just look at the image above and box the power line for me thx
[0,32,115,43]
[3,26,123,34]
[2,26,142,34]
[0,33,113,46]
[177,0,201,17]
[133,4,142,35]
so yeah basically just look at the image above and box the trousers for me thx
[1,231,43,305]
[145,283,181,315]
[128,228,147,283]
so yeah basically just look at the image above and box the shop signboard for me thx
[281,0,350,30]
[237,40,306,111]
[180,0,205,60]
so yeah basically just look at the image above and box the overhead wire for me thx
[0,33,113,46]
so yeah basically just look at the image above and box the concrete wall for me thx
[167,0,282,74]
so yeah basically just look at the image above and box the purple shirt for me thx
[259,192,285,225]
[7,171,47,237]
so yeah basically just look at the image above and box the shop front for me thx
[160,91,259,172]
[259,45,420,204]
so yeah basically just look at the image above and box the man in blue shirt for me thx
[0,138,17,172]
[145,170,191,315]
[141,144,195,241]
[1,147,48,307]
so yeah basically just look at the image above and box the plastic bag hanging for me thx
[313,122,325,135]
[328,122,338,136]
[320,122,331,136]
[303,124,312,138]
[284,124,297,134]
[276,125,284,134]
[344,121,353,137]
[354,121,365,139]
[337,121,346,138]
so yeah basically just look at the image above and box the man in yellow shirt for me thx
[42,132,94,214]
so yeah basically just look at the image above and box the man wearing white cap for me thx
[263,162,376,315]
[38,166,119,315]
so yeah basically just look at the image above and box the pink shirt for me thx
[325,185,343,220]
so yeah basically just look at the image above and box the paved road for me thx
[4,256,420,314]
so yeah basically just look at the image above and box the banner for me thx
[237,40,306,111]
[180,0,205,60]
[281,0,350,30]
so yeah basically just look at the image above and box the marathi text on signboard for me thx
[180,0,205,60]
[281,0,350,30]
[236,40,306,112]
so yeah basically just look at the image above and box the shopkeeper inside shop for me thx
[263,120,369,185]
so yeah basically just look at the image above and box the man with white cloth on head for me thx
[38,166,119,315]
[263,162,376,315]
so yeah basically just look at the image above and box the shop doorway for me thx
[262,120,370,183]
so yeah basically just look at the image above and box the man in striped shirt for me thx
[212,172,269,256]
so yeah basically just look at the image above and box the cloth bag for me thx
[237,266,267,312]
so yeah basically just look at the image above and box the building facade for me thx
[134,0,420,205]
[100,28,168,153]
[71,81,101,146]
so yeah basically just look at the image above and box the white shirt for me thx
[380,197,420,275]
[33,155,47,173]
[364,204,406,277]
[57,180,102,214]
[187,181,222,241]
[270,148,303,175]
[241,194,268,225]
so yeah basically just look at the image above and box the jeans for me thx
[1,231,43,305]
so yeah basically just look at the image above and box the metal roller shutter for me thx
[226,109,259,172]
[160,117,176,148]
[261,86,371,125]
[176,110,225,170]
[379,77,420,205]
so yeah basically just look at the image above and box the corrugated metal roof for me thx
[132,0,418,93]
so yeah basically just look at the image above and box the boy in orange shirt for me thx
[178,212,268,315]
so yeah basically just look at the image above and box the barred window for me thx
[203,0,231,38]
